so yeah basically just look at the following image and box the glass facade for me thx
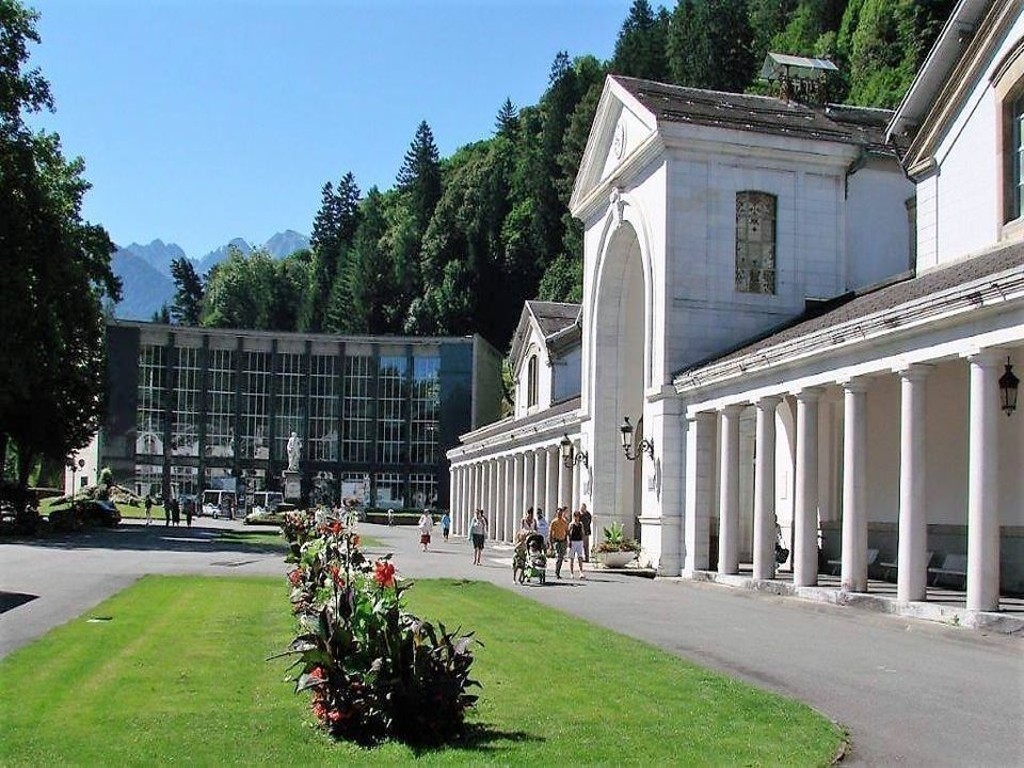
[343,353,373,463]
[125,329,462,509]
[136,344,165,456]
[172,347,201,456]
[206,349,235,460]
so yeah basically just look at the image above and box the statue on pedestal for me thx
[286,431,302,472]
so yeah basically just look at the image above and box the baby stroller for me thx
[514,533,548,585]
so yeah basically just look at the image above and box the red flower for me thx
[329,565,345,587]
[288,568,303,586]
[328,520,343,535]
[309,665,325,680]
[351,534,361,548]
[374,560,396,588]
[312,700,326,720]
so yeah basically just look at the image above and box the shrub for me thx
[594,520,641,553]
[276,512,479,746]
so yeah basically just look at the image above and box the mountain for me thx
[111,249,175,320]
[195,237,251,277]
[110,231,311,320]
[118,239,187,277]
[263,230,310,259]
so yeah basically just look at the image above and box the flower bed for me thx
[277,510,479,746]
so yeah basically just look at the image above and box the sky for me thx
[26,0,631,257]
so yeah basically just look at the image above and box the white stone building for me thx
[449,0,1023,618]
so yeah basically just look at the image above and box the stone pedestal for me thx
[283,470,301,503]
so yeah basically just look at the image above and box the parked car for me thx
[48,499,121,531]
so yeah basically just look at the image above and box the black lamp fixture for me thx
[560,433,588,469]
[620,416,654,461]
[999,357,1019,416]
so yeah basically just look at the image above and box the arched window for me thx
[735,191,777,294]
[527,355,538,408]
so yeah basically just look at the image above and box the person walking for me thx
[144,495,153,526]
[417,510,434,552]
[170,497,180,527]
[535,508,549,542]
[164,498,171,527]
[440,510,451,542]
[568,509,586,579]
[469,509,487,565]
[185,498,193,528]
[549,507,569,578]
[579,503,593,561]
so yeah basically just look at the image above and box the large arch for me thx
[589,221,647,532]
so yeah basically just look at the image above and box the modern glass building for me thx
[81,321,502,511]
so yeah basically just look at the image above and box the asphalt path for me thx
[2,519,1021,766]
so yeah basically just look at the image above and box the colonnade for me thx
[448,438,584,544]
[683,350,1009,612]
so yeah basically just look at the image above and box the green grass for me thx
[0,577,842,766]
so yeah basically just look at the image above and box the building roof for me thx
[508,301,582,368]
[759,52,839,81]
[676,240,1024,381]
[612,76,898,153]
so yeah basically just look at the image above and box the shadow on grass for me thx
[405,723,543,757]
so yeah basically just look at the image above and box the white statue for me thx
[286,431,302,471]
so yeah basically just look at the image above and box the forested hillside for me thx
[178,0,954,351]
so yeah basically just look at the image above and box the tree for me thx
[201,247,276,330]
[396,120,442,237]
[303,173,361,331]
[494,97,519,138]
[170,256,203,325]
[668,0,756,93]
[344,188,393,334]
[0,0,120,487]
[610,0,670,81]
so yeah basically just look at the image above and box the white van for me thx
[201,489,236,519]
[252,491,284,515]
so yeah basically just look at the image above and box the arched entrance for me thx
[590,222,646,534]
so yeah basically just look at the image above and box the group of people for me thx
[466,503,592,578]
[144,495,193,528]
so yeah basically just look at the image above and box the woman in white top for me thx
[418,511,434,552]
[469,509,487,565]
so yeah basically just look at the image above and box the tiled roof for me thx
[527,301,580,337]
[613,76,899,153]
[677,241,1024,377]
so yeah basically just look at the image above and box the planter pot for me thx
[598,550,636,568]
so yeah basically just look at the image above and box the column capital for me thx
[837,375,870,393]
[792,385,825,402]
[754,394,782,410]
[962,347,1008,367]
[893,362,934,381]
[718,403,746,416]
[687,410,716,426]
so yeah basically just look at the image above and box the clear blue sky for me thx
[26,0,630,257]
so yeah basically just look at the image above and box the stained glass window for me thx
[736,191,777,294]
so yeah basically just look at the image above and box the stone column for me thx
[533,448,546,517]
[684,412,715,573]
[571,442,581,512]
[512,453,524,541]
[967,351,1002,612]
[488,459,497,536]
[546,447,558,522]
[523,450,535,516]
[897,365,930,602]
[718,404,744,575]
[841,379,869,592]
[794,388,822,587]
[559,449,572,511]
[753,397,780,580]
[502,455,513,543]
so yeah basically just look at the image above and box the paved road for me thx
[2,519,1022,766]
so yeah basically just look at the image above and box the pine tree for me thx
[169,256,203,326]
[495,97,519,137]
[345,188,393,334]
[396,120,442,236]
[611,0,670,81]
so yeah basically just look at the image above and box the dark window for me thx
[527,355,538,408]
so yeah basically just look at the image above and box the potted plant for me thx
[594,521,640,568]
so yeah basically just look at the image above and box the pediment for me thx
[570,76,658,215]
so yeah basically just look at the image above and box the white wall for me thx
[846,160,914,288]
[514,325,554,417]
[916,13,1024,270]
[552,346,582,403]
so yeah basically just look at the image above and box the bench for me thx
[878,551,934,581]
[928,554,968,588]
[827,548,878,576]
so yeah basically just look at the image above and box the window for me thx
[377,353,408,465]
[735,191,777,294]
[274,352,305,463]
[240,351,270,460]
[527,355,538,407]
[308,355,338,462]
[205,349,235,459]
[1010,93,1024,223]
[343,353,373,462]
[411,354,440,465]
[136,344,165,456]
[171,346,200,457]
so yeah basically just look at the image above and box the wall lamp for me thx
[620,416,654,461]
[1000,357,1019,416]
[560,433,588,469]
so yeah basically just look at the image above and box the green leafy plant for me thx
[594,520,641,554]
[276,512,480,746]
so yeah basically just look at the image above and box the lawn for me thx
[0,576,843,766]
